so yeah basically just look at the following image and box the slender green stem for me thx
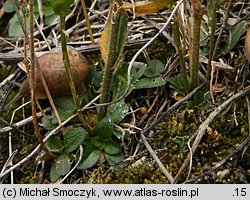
[206,0,217,80]
[60,15,77,102]
[59,15,89,132]
[173,17,189,93]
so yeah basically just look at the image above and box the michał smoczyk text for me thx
[19,187,97,197]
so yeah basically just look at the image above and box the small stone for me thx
[217,169,230,179]
[131,156,146,167]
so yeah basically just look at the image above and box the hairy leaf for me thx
[77,149,101,170]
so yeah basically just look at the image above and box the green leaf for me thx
[82,141,97,157]
[77,149,101,170]
[104,140,121,155]
[165,75,190,93]
[63,127,87,153]
[172,136,188,154]
[108,100,129,124]
[177,74,185,88]
[113,129,129,139]
[112,63,140,99]
[85,65,98,88]
[144,59,165,77]
[4,0,17,13]
[207,3,214,28]
[42,0,58,25]
[54,96,75,111]
[51,0,74,16]
[7,0,47,36]
[46,134,63,153]
[50,96,76,124]
[165,77,179,89]
[217,0,225,3]
[227,21,246,53]
[54,154,71,175]
[91,136,106,150]
[41,116,57,130]
[135,77,167,89]
[43,1,54,16]
[116,13,128,57]
[45,14,58,26]
[112,63,131,99]
[215,41,228,58]
[200,22,209,47]
[50,164,61,182]
[135,63,147,79]
[105,153,124,165]
[92,115,113,138]
[8,13,28,36]
[176,74,189,92]
[52,110,75,124]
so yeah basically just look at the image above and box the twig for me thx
[80,0,95,44]
[0,108,50,134]
[140,133,174,183]
[0,118,34,137]
[0,150,17,183]
[0,38,151,62]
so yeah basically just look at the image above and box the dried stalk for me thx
[28,0,55,158]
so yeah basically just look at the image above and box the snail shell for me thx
[19,47,89,99]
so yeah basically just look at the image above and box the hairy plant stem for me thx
[190,0,203,89]
[99,0,123,119]
[59,15,89,132]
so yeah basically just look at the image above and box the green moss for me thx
[0,67,9,82]
[125,39,174,63]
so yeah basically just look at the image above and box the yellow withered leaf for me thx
[123,0,174,15]
[100,19,111,64]
[99,8,128,64]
